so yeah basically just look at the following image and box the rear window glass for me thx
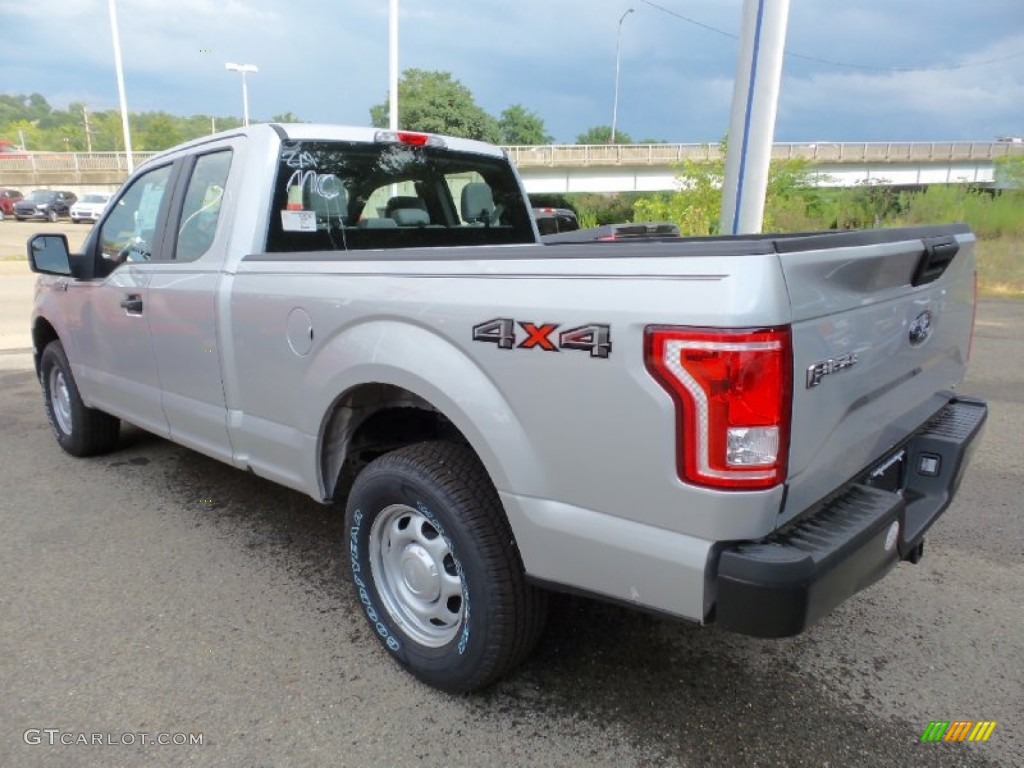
[266,139,534,253]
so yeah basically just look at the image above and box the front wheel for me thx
[47,209,58,223]
[40,340,120,456]
[345,442,546,693]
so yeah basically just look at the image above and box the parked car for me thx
[14,190,77,222]
[69,193,112,224]
[0,188,24,221]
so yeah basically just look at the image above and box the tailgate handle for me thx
[912,236,959,286]
[120,294,144,314]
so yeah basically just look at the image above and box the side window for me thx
[99,164,173,265]
[175,150,232,262]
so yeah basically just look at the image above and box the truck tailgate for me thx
[776,226,976,523]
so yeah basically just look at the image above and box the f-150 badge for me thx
[806,353,858,388]
[472,318,611,358]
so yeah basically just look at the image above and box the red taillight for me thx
[645,326,792,490]
[397,131,429,146]
[374,130,446,148]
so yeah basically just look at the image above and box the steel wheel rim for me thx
[49,366,73,435]
[368,503,466,648]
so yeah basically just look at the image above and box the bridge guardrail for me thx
[0,144,1019,190]
[505,141,1023,167]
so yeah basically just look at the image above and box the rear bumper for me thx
[713,396,987,638]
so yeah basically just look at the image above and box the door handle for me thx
[120,294,143,314]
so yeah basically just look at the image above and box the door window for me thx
[175,150,232,262]
[98,164,174,267]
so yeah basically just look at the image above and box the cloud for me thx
[1,1,1022,142]
[780,33,1024,139]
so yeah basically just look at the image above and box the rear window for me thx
[266,139,534,253]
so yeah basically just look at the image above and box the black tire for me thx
[40,340,120,457]
[345,441,546,693]
[47,209,58,223]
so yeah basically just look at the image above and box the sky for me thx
[1,0,1023,144]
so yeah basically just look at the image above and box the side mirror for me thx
[27,233,72,276]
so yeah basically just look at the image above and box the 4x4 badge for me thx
[472,318,611,358]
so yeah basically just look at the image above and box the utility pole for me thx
[720,0,792,234]
[108,0,135,172]
[82,105,94,153]
[389,0,399,130]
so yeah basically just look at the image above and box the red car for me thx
[0,188,25,221]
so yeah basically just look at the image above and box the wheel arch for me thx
[307,320,546,506]
[32,316,60,377]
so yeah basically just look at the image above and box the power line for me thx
[640,0,1024,73]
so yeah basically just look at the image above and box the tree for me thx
[995,153,1024,188]
[270,112,304,124]
[134,112,185,151]
[575,125,631,145]
[498,104,552,145]
[370,69,500,143]
[633,138,820,234]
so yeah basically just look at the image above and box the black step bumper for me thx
[713,396,987,638]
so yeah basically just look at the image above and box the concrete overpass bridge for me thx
[0,141,1019,196]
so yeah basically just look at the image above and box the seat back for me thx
[385,195,427,218]
[391,208,430,227]
[309,179,348,227]
[460,182,495,225]
[357,217,398,229]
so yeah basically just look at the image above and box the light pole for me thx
[610,7,634,144]
[107,0,134,171]
[389,0,399,130]
[225,62,258,126]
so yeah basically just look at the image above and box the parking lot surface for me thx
[0,253,1020,765]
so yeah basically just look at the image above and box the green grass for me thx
[976,237,1024,297]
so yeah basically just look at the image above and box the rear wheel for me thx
[345,441,546,692]
[40,341,120,456]
[47,209,58,223]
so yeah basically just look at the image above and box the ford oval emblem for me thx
[909,310,933,347]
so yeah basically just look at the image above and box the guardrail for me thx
[0,143,1020,191]
[0,142,1020,176]
[504,141,1024,167]
[0,151,160,173]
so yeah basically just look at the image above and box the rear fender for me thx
[303,319,543,500]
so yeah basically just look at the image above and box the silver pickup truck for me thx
[27,124,986,692]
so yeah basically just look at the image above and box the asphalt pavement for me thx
[0,256,1020,766]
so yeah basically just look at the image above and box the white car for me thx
[69,193,112,224]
